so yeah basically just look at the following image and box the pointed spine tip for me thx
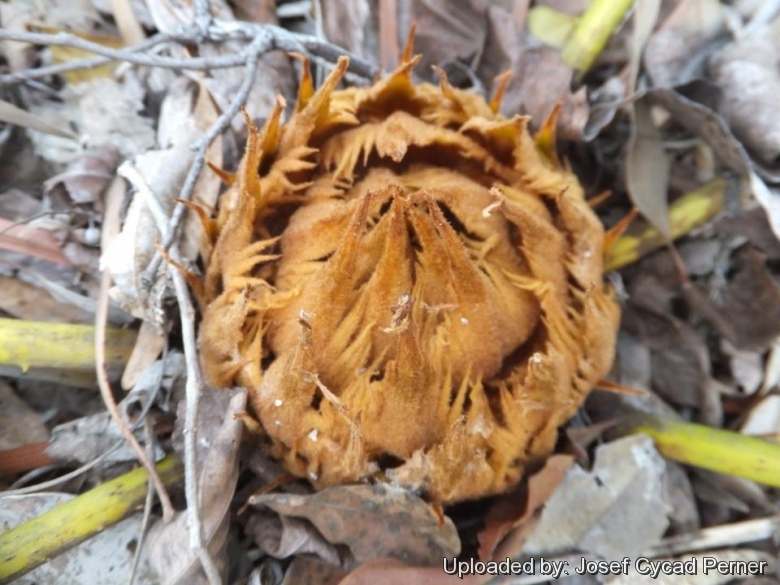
[289,52,314,112]
[489,70,513,114]
[402,24,417,64]
[534,102,563,167]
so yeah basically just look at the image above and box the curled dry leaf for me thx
[247,483,460,569]
[147,387,247,585]
[199,51,620,503]
[708,24,780,168]
[100,77,221,321]
[43,145,120,204]
[477,454,574,562]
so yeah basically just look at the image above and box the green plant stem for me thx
[0,454,183,582]
[627,416,780,488]
[0,318,135,383]
[561,0,634,72]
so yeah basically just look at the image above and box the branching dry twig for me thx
[0,23,378,85]
[0,19,378,308]
[0,33,173,86]
[140,32,265,292]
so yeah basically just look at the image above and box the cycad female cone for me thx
[199,50,620,503]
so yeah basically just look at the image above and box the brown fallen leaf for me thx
[147,387,247,585]
[120,320,166,390]
[247,484,460,570]
[0,275,91,322]
[280,556,347,585]
[231,0,276,23]
[715,207,780,262]
[625,95,671,237]
[643,0,728,87]
[0,217,70,266]
[411,0,517,87]
[43,145,119,205]
[502,45,588,140]
[717,248,780,351]
[477,454,573,561]
[620,305,709,410]
[0,380,49,451]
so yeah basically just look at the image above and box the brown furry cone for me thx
[198,49,620,504]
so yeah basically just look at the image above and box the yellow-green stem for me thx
[605,178,725,272]
[562,0,635,72]
[628,416,780,488]
[0,318,135,375]
[0,454,183,582]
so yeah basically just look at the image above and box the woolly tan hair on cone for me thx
[197,36,620,504]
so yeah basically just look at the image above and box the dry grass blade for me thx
[0,98,76,138]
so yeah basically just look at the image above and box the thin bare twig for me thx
[0,28,260,72]
[119,162,221,585]
[0,33,172,85]
[643,514,780,558]
[95,179,176,522]
[192,0,214,40]
[140,33,265,291]
[95,275,175,520]
[170,258,222,585]
[0,23,379,86]
[127,415,158,585]
[6,381,166,495]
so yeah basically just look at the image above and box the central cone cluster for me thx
[198,47,620,503]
